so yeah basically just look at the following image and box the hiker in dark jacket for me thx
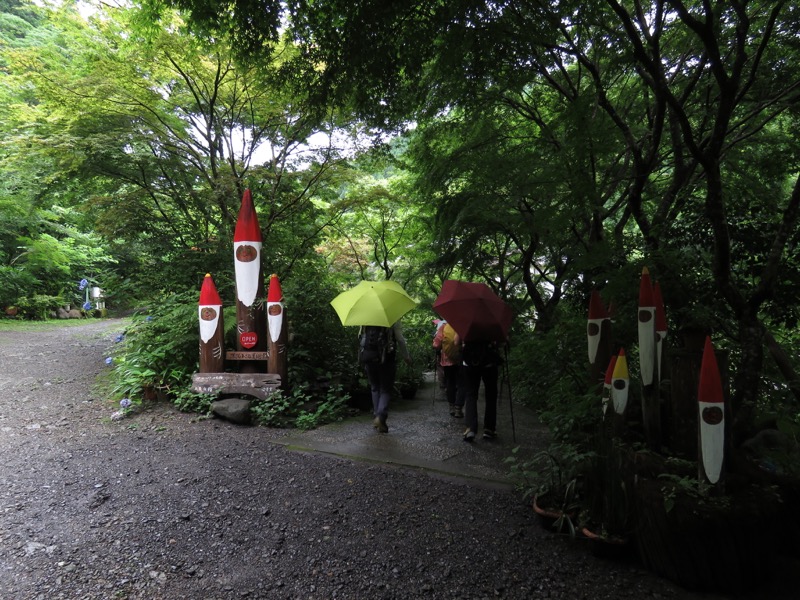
[460,340,502,442]
[360,321,411,433]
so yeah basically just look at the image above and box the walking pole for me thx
[432,351,438,408]
[504,345,516,443]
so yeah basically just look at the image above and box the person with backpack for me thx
[359,321,412,433]
[461,339,503,442]
[432,321,464,418]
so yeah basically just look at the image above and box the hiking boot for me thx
[454,407,464,418]
[377,416,389,433]
[463,428,476,442]
[372,416,381,430]
[482,429,497,440]
[449,404,456,416]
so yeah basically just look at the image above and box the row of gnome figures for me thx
[587,267,725,487]
[196,189,288,388]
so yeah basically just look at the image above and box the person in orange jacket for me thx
[433,321,464,418]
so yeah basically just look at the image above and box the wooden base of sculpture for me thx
[191,372,281,400]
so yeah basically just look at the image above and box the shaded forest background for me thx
[2,0,799,442]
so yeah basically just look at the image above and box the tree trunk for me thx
[731,312,765,445]
[763,327,800,402]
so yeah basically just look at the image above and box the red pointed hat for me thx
[654,281,668,332]
[698,336,724,404]
[588,289,608,319]
[234,189,262,242]
[604,354,618,385]
[639,266,654,306]
[267,273,283,302]
[199,273,222,305]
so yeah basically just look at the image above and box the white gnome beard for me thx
[700,403,725,484]
[587,318,602,363]
[199,306,221,343]
[612,381,628,414]
[234,242,262,307]
[268,302,283,343]
[638,307,656,386]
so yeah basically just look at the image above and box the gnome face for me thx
[587,290,607,364]
[234,241,262,307]
[267,274,284,343]
[198,274,223,344]
[199,305,221,343]
[611,352,629,415]
[233,189,263,308]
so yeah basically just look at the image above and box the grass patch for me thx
[0,318,116,332]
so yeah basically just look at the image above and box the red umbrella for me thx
[432,280,513,342]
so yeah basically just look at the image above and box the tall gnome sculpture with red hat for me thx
[198,273,225,373]
[267,273,288,387]
[233,189,268,373]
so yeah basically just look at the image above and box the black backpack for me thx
[359,326,395,364]
[462,341,502,368]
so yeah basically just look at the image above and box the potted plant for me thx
[578,433,635,557]
[507,442,590,537]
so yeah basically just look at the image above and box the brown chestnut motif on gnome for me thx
[198,273,225,373]
[233,189,267,373]
[267,273,288,387]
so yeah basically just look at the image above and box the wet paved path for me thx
[267,373,549,489]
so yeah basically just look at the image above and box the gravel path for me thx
[0,319,788,599]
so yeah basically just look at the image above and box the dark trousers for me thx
[364,357,397,419]
[463,364,498,433]
[442,364,463,407]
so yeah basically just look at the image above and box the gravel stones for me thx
[0,320,781,599]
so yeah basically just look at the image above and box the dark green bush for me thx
[16,294,64,320]
[107,291,205,406]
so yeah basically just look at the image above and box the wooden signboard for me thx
[226,351,270,361]
[191,372,281,400]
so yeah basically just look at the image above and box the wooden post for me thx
[233,189,267,373]
[697,336,726,493]
[610,349,629,436]
[266,273,289,388]
[653,282,670,446]
[668,326,724,459]
[601,354,617,418]
[653,282,668,382]
[198,273,225,373]
[587,290,612,392]
[668,348,702,458]
[639,267,661,450]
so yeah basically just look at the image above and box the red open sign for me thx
[240,332,258,348]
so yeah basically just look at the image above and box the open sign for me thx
[240,332,258,348]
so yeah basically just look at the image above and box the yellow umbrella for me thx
[330,280,417,327]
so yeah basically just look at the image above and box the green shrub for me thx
[250,387,306,427]
[172,389,216,414]
[0,265,36,309]
[283,268,365,392]
[250,383,348,429]
[295,384,349,429]
[16,294,63,320]
[390,309,433,395]
[107,291,206,404]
